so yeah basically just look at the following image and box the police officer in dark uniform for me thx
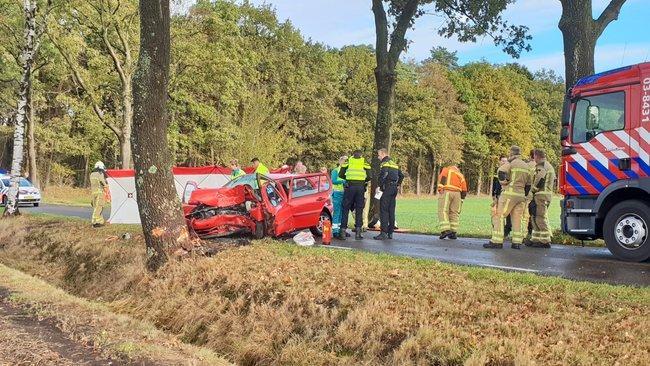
[374,148,404,240]
[337,150,372,240]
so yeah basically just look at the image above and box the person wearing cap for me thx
[526,149,556,248]
[251,158,270,175]
[374,148,404,240]
[437,163,468,240]
[90,161,108,227]
[330,156,348,237]
[230,159,245,180]
[485,145,533,249]
[337,150,372,240]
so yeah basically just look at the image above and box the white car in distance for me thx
[0,175,41,207]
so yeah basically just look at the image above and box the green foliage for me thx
[0,0,564,193]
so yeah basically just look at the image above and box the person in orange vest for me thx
[437,164,468,240]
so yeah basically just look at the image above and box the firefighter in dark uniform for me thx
[374,148,404,240]
[337,150,372,240]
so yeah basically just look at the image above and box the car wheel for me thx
[310,210,331,237]
[253,221,265,239]
[603,200,650,262]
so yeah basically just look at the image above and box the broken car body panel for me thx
[185,173,332,239]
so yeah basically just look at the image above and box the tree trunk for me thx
[132,0,191,272]
[5,0,36,216]
[486,161,495,195]
[559,0,627,90]
[429,163,437,195]
[82,154,89,188]
[120,78,133,169]
[415,155,422,196]
[476,168,483,196]
[27,76,39,188]
[369,69,396,218]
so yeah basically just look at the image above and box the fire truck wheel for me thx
[254,221,265,239]
[310,210,331,237]
[603,200,650,262]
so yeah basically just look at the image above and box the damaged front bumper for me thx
[186,204,263,239]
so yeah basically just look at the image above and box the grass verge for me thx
[41,186,92,206]
[0,263,231,365]
[0,216,647,365]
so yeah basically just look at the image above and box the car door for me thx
[288,175,326,229]
[257,174,294,236]
[566,86,632,195]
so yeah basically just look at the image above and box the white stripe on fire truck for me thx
[617,130,649,165]
[572,151,588,169]
[638,127,650,146]
[595,134,629,159]
[582,141,610,168]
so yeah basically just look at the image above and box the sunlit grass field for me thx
[393,194,561,238]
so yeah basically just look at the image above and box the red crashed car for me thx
[184,173,333,239]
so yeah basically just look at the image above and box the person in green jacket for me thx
[230,159,245,180]
[330,155,347,236]
[251,157,270,174]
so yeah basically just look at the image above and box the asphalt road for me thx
[27,204,650,287]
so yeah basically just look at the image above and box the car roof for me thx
[266,173,326,180]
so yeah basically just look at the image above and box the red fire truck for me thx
[560,62,650,262]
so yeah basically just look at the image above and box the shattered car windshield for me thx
[224,174,259,190]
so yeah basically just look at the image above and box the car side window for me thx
[572,91,625,143]
[319,175,330,192]
[265,183,283,207]
[291,178,318,198]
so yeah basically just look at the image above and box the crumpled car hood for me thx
[188,185,257,208]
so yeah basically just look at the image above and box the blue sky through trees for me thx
[248,0,648,78]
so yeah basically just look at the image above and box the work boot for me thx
[483,241,503,249]
[373,232,389,240]
[448,232,458,240]
[387,233,393,240]
[345,230,351,238]
[336,231,346,241]
[523,238,534,247]
[439,230,452,240]
[355,228,363,240]
[92,223,103,228]
[511,243,521,250]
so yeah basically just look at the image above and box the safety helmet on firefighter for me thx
[94,161,106,170]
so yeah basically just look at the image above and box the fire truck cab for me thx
[560,62,650,262]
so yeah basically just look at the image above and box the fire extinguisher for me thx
[322,218,332,245]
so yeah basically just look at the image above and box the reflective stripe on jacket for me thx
[331,166,345,191]
[343,157,370,182]
[499,155,533,197]
[532,160,556,199]
[437,166,467,192]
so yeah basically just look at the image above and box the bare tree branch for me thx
[387,0,420,67]
[595,0,626,37]
[372,0,389,65]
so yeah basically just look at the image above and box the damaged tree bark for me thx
[4,0,37,217]
[132,0,192,271]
